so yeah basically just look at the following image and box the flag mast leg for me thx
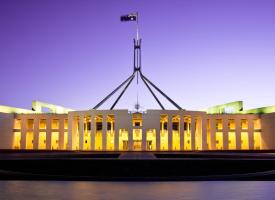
[110,73,136,110]
[92,73,135,109]
[140,72,183,110]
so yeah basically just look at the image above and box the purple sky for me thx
[1,0,275,111]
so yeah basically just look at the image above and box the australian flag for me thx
[120,13,137,22]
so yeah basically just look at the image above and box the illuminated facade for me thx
[1,100,275,151]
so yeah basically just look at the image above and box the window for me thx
[51,119,59,129]
[64,119,68,129]
[14,119,21,129]
[163,122,168,130]
[13,132,21,149]
[51,132,59,150]
[172,122,179,131]
[253,119,261,130]
[96,122,102,131]
[184,122,188,131]
[134,122,140,127]
[241,119,248,130]
[216,119,223,130]
[107,122,112,130]
[39,119,46,129]
[228,119,235,130]
[27,119,34,130]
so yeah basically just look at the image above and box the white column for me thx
[59,117,65,150]
[223,118,228,150]
[90,114,95,151]
[168,115,173,151]
[102,115,107,151]
[156,120,161,151]
[248,118,254,150]
[210,118,216,150]
[190,116,196,150]
[180,116,184,151]
[114,116,119,151]
[236,119,241,150]
[128,121,133,151]
[46,117,52,150]
[79,115,84,150]
[20,117,27,149]
[68,114,73,150]
[33,118,39,150]
[142,126,146,151]
[201,117,208,150]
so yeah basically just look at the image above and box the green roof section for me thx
[206,101,275,114]
[206,101,243,114]
[240,106,275,114]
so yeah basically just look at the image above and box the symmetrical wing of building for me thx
[1,100,275,151]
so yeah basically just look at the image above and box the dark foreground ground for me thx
[1,150,275,181]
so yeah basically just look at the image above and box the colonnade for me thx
[11,112,262,151]
[68,112,207,151]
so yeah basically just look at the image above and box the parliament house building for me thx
[1,100,275,151]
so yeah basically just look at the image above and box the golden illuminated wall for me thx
[207,119,211,150]
[146,129,156,150]
[172,131,180,150]
[64,120,68,150]
[84,131,91,150]
[216,132,223,150]
[95,116,103,150]
[95,131,102,150]
[172,116,180,150]
[119,129,128,151]
[13,119,22,149]
[254,131,261,149]
[83,116,91,150]
[160,130,168,150]
[241,132,249,150]
[64,132,68,150]
[106,131,114,150]
[51,132,59,150]
[26,131,33,149]
[106,115,115,151]
[72,117,79,150]
[13,132,21,149]
[133,129,142,150]
[39,132,46,149]
[160,115,168,150]
[228,132,236,150]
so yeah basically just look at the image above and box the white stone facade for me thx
[1,109,274,151]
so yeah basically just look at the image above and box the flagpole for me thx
[92,13,183,110]
[136,12,139,41]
